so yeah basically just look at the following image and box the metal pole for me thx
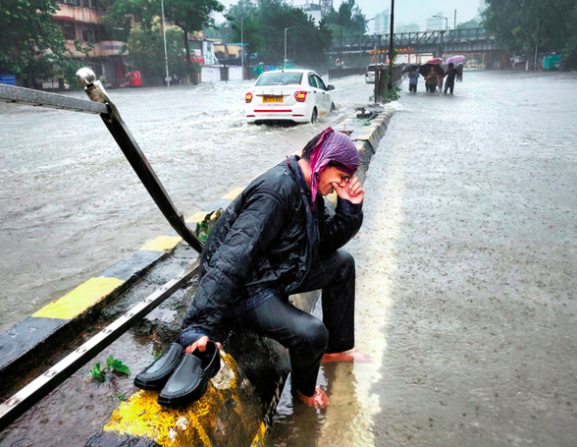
[454,9,457,29]
[388,0,395,90]
[161,0,170,87]
[241,16,245,80]
[0,261,200,432]
[284,27,288,68]
[284,26,295,68]
[76,68,203,252]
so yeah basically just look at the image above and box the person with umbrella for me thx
[408,69,420,93]
[443,63,458,94]
[425,66,438,93]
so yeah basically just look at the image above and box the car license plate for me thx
[263,96,283,103]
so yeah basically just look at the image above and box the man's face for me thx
[318,166,351,195]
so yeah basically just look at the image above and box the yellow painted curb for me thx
[222,187,244,200]
[140,235,182,252]
[186,211,210,223]
[33,277,125,320]
[104,353,263,447]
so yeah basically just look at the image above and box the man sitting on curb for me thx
[137,127,365,408]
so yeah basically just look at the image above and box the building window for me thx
[61,0,80,5]
[61,21,76,40]
[82,29,94,43]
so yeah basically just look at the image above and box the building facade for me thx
[52,0,128,87]
[374,9,390,35]
[426,12,445,30]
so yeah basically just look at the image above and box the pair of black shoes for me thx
[134,341,221,406]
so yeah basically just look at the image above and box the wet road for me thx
[2,70,577,446]
[269,71,577,447]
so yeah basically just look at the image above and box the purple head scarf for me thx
[308,127,360,208]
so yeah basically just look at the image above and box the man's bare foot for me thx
[322,349,371,363]
[297,387,329,408]
[183,336,222,354]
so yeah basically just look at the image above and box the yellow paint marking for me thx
[186,211,210,223]
[222,187,244,200]
[319,111,327,115]
[139,235,182,252]
[250,422,267,446]
[33,277,124,320]
[104,354,265,447]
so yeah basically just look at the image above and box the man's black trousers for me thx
[235,249,355,397]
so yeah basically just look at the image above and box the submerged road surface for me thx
[1,71,577,446]
[267,71,577,447]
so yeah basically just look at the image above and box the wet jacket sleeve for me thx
[318,197,363,255]
[182,190,287,341]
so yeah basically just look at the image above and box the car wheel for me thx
[330,102,336,113]
[311,107,318,123]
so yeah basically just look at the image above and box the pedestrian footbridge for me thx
[329,28,496,57]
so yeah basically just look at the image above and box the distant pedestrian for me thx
[456,67,463,82]
[408,71,419,93]
[425,67,437,93]
[444,63,457,94]
[437,72,444,92]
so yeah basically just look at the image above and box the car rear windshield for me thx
[256,72,303,86]
[366,66,376,72]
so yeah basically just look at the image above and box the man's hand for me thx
[184,336,221,354]
[333,176,364,205]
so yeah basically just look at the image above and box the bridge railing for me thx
[331,28,495,54]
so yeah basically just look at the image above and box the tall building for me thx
[52,0,128,85]
[321,0,333,16]
[301,0,323,25]
[426,12,445,30]
[374,9,389,34]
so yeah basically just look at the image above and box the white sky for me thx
[214,0,483,33]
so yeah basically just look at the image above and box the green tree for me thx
[163,0,224,81]
[324,0,367,38]
[483,0,577,69]
[128,26,191,84]
[228,0,265,71]
[0,0,70,86]
[456,18,481,30]
[250,0,333,70]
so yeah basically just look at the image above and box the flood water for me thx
[0,76,360,332]
[1,70,577,446]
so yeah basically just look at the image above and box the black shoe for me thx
[157,341,220,407]
[134,342,183,391]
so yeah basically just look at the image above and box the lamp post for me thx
[388,0,395,90]
[161,0,170,87]
[284,26,296,69]
[433,14,448,30]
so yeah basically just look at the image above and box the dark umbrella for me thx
[402,63,420,73]
[419,63,445,77]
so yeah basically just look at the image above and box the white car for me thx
[245,69,335,124]
[365,64,376,84]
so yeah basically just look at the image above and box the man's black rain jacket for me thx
[181,155,363,341]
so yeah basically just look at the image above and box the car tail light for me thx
[294,91,307,102]
[245,92,253,103]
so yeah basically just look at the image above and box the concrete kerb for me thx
[83,106,396,447]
